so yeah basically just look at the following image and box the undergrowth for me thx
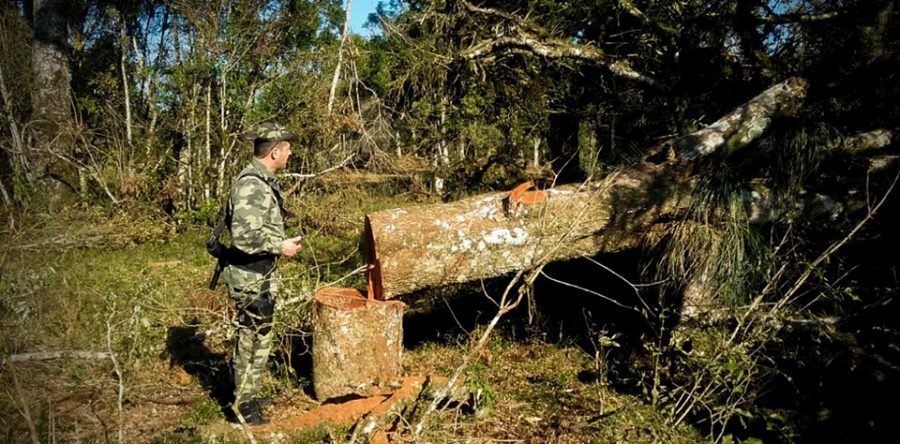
[4,165,892,443]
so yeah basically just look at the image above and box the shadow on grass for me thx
[271,331,317,400]
[164,321,235,420]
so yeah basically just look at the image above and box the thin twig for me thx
[7,363,41,444]
[780,169,899,312]
[411,266,534,439]
[106,309,124,444]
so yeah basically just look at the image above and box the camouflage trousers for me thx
[229,282,276,404]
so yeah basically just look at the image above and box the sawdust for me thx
[258,376,442,437]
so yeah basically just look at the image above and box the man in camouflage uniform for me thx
[224,123,302,425]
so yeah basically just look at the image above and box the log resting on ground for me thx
[366,78,809,299]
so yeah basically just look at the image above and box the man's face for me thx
[271,141,292,170]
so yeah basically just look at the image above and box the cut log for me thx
[365,178,679,299]
[366,78,809,299]
[312,287,406,401]
[365,79,809,299]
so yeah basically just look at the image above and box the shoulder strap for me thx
[232,171,293,220]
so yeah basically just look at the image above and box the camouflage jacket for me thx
[222,158,285,293]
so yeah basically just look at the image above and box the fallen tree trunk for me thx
[366,78,809,299]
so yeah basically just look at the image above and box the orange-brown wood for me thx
[312,287,405,401]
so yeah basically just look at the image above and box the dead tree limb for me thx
[460,35,658,86]
[2,350,113,367]
[841,129,893,154]
[456,1,658,86]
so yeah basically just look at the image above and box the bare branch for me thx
[616,0,680,36]
[6,363,40,444]
[327,0,353,115]
[759,10,844,24]
[459,0,545,36]
[106,311,125,444]
[2,350,113,366]
[460,34,658,87]
[841,129,893,154]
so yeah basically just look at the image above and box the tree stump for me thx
[312,287,406,401]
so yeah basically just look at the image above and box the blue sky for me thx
[347,0,381,37]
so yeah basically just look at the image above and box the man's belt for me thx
[207,239,276,289]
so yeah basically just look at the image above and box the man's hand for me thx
[281,236,303,257]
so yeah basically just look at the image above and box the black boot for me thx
[237,400,268,426]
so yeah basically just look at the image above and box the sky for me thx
[347,0,381,37]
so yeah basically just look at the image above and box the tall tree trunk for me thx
[204,83,211,200]
[216,69,227,198]
[30,0,72,178]
[434,98,449,193]
[144,10,169,157]
[180,117,193,210]
[327,0,352,115]
[120,20,132,146]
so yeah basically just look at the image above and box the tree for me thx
[25,0,74,188]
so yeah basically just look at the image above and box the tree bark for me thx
[30,0,72,178]
[841,129,893,154]
[312,287,406,401]
[365,78,809,299]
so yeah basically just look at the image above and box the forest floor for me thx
[0,178,707,443]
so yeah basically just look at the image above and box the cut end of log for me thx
[314,287,404,310]
[315,287,369,310]
[365,216,384,301]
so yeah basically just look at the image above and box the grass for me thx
[405,332,702,443]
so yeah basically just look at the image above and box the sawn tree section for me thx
[366,78,809,299]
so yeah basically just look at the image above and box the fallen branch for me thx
[841,129,893,154]
[411,267,533,439]
[2,350,112,367]
[106,311,124,444]
[6,363,41,444]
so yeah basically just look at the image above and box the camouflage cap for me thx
[251,122,298,143]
